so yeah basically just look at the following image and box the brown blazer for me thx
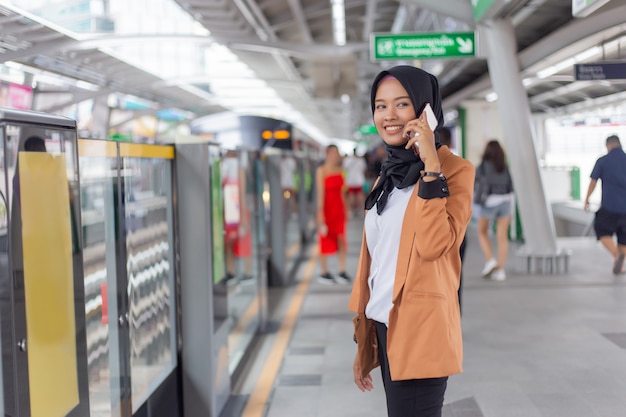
[349,146,475,381]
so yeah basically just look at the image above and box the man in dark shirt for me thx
[584,135,626,274]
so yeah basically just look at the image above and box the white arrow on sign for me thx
[456,37,473,54]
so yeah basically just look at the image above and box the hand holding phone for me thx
[413,103,438,150]
[422,103,438,131]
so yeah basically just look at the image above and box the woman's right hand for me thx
[353,354,374,392]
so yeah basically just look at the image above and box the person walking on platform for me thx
[343,148,367,218]
[349,65,474,417]
[584,134,626,274]
[475,140,514,281]
[316,144,350,284]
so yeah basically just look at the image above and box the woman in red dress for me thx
[316,144,350,284]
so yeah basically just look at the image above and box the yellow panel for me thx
[119,143,174,159]
[78,139,117,158]
[19,153,79,417]
[77,140,174,159]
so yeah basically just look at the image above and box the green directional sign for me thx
[371,32,476,61]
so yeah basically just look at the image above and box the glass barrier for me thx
[121,156,177,413]
[79,142,121,417]
[223,149,261,372]
[0,124,9,417]
[1,124,88,416]
[283,155,300,269]
[79,140,177,416]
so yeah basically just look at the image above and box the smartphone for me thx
[414,103,438,150]
[423,103,438,131]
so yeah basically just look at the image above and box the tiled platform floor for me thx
[244,216,626,417]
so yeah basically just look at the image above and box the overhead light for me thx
[445,110,458,121]
[575,46,602,62]
[485,92,498,102]
[536,45,603,79]
[331,0,346,46]
[341,93,350,104]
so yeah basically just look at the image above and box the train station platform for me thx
[225,215,626,417]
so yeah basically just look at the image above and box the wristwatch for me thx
[422,171,446,180]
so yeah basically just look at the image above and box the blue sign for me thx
[575,62,626,80]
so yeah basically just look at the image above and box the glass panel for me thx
[224,150,260,372]
[122,157,176,413]
[282,155,300,269]
[1,124,88,416]
[303,158,317,237]
[210,147,228,331]
[0,126,7,416]
[79,141,122,417]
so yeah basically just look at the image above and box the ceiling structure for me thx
[174,0,626,139]
[0,4,226,121]
[0,0,625,142]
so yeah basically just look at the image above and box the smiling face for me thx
[373,77,417,147]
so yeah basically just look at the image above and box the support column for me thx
[91,95,111,140]
[481,18,558,256]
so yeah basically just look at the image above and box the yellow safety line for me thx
[241,248,318,417]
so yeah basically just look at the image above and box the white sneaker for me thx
[334,272,351,285]
[481,259,498,277]
[317,273,336,285]
[491,269,506,281]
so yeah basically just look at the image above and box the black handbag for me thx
[473,164,489,206]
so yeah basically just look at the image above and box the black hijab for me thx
[364,65,444,214]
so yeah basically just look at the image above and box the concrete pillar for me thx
[481,18,558,255]
[91,95,111,140]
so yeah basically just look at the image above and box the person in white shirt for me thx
[349,65,474,417]
[281,155,297,216]
[343,149,367,218]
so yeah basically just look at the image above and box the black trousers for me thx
[375,322,447,417]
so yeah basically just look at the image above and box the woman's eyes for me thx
[375,101,411,110]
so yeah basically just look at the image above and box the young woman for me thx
[349,65,474,417]
[475,140,514,281]
[316,144,349,284]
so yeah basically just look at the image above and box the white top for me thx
[221,157,239,183]
[281,157,296,189]
[484,192,515,208]
[343,156,366,187]
[364,184,415,326]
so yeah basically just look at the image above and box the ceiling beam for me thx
[403,0,474,26]
[443,3,626,109]
[529,81,596,105]
[362,0,378,40]
[287,0,314,43]
[226,38,367,58]
[39,87,115,113]
[0,37,78,63]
